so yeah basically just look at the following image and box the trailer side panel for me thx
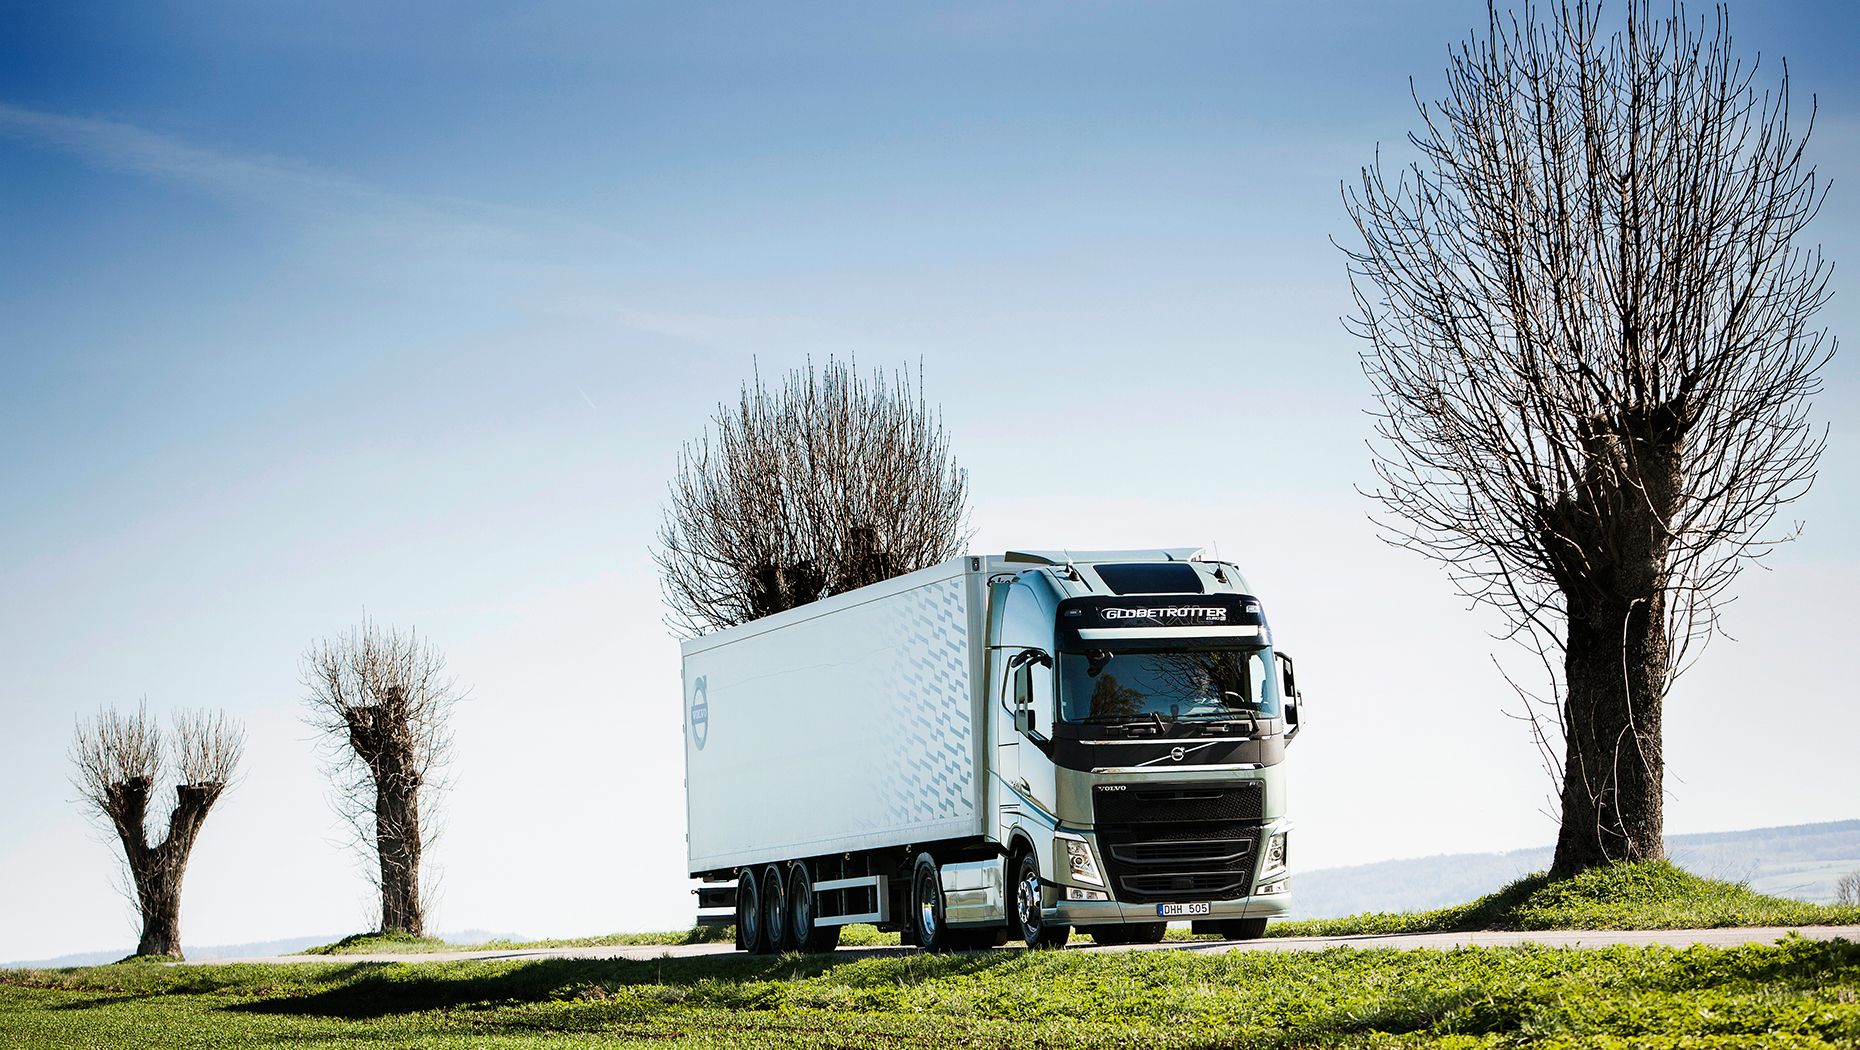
[682,561,985,873]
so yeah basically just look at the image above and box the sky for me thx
[2,1,1857,962]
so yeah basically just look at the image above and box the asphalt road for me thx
[207,924,1860,965]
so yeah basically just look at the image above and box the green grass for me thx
[300,931,461,955]
[297,862,1860,959]
[1267,861,1860,939]
[6,936,1860,1047]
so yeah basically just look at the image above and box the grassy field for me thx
[9,863,1860,1047]
[294,862,1860,957]
[5,936,1859,1048]
[1268,861,1860,938]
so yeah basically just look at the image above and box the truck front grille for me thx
[1092,783,1263,824]
[1108,837,1253,866]
[1117,870,1251,900]
[1092,783,1265,903]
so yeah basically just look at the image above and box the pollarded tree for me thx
[1344,1,1835,876]
[656,358,971,635]
[303,617,462,937]
[72,704,244,959]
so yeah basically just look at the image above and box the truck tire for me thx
[735,868,765,954]
[1011,850,1071,950]
[1214,918,1268,941]
[1087,922,1164,946]
[1127,921,1167,944]
[786,861,839,953]
[910,854,954,951]
[760,865,789,953]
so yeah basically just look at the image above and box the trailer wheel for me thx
[1011,850,1071,950]
[760,865,789,953]
[735,868,764,954]
[910,854,952,951]
[785,861,838,953]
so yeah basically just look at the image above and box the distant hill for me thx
[1285,819,1860,920]
[3,929,524,970]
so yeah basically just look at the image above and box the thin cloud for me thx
[0,101,834,354]
[0,101,637,263]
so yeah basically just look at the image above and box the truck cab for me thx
[986,549,1299,944]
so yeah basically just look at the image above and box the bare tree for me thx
[72,703,244,959]
[656,358,971,635]
[1343,1,1834,876]
[303,617,462,936]
[1838,870,1860,908]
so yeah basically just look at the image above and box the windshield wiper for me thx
[1096,717,1168,737]
[1220,692,1261,737]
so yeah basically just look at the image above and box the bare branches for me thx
[70,702,243,958]
[302,615,461,936]
[72,703,161,824]
[1347,0,1833,664]
[174,709,245,787]
[655,358,972,636]
[1343,1,1834,875]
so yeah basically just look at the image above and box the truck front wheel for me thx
[1214,918,1268,941]
[1012,851,1071,950]
[1088,922,1164,946]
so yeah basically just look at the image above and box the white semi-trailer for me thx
[681,549,1302,952]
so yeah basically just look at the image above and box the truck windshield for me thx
[1059,647,1280,724]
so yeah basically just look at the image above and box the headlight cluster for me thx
[1061,836,1104,886]
[1261,832,1288,877]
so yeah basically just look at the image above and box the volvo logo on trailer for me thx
[689,676,709,750]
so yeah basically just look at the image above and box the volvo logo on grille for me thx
[1170,746,1186,762]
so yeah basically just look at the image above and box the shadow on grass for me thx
[231,948,1023,1019]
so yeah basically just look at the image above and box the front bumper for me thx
[1049,818,1292,926]
[1052,887,1291,926]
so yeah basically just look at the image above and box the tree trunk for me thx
[113,783,219,959]
[1550,593,1669,876]
[1544,403,1683,879]
[374,753,424,936]
[134,873,184,958]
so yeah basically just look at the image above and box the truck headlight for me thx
[1261,833,1287,877]
[1060,836,1104,886]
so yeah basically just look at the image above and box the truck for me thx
[680,548,1302,951]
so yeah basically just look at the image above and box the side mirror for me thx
[1014,647,1052,669]
[1011,659,1043,739]
[1276,651,1302,743]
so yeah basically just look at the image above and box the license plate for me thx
[1157,903,1210,917]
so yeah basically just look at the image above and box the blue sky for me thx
[3,1,1857,961]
